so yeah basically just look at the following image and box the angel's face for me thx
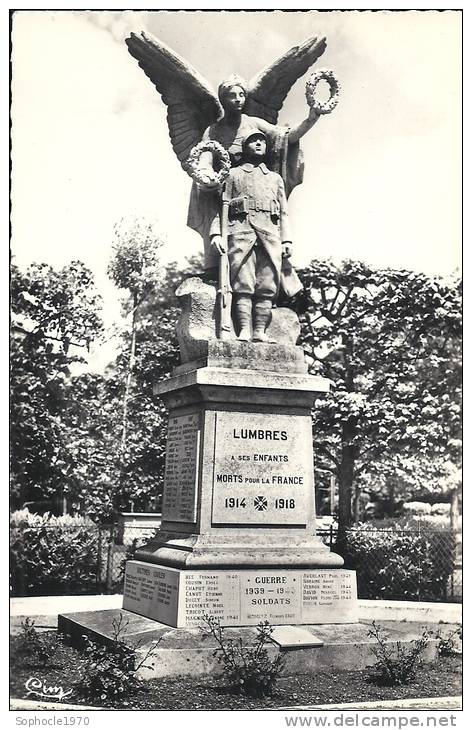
[223,85,246,114]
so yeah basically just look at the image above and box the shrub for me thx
[409,514,450,528]
[368,621,431,685]
[201,615,285,698]
[436,626,462,656]
[403,502,432,515]
[431,503,451,516]
[75,613,158,706]
[362,516,451,530]
[11,617,60,667]
[114,536,149,591]
[10,509,94,528]
[343,524,456,601]
[10,510,99,596]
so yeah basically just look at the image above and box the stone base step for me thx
[58,608,439,680]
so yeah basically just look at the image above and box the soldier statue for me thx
[209,131,293,342]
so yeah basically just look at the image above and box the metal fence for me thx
[318,526,462,603]
[96,524,158,593]
[10,523,462,603]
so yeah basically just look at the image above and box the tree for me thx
[131,254,204,388]
[58,371,121,520]
[10,261,103,509]
[103,253,204,514]
[98,218,203,515]
[44,231,202,521]
[297,259,461,544]
[107,219,165,456]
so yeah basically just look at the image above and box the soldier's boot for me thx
[252,297,273,342]
[234,294,253,341]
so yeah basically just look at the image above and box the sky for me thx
[10,9,462,367]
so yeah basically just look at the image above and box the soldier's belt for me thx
[229,196,279,217]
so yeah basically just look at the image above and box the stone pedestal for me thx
[124,563,358,628]
[123,341,354,628]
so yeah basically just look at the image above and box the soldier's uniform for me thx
[210,130,300,341]
[210,161,291,299]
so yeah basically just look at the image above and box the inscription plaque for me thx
[162,412,200,522]
[123,561,358,627]
[182,571,241,625]
[124,562,180,627]
[211,411,314,525]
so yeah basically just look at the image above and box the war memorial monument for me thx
[118,31,358,630]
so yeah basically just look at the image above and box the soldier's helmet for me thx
[241,131,268,151]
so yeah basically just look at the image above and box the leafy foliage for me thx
[297,259,461,532]
[12,618,61,667]
[368,621,432,685]
[53,370,166,520]
[113,536,150,589]
[104,219,167,514]
[126,255,204,388]
[10,262,103,509]
[11,241,461,544]
[75,613,158,706]
[201,615,285,698]
[23,239,202,519]
[10,510,99,596]
[10,508,93,527]
[11,260,102,349]
[353,456,461,522]
[107,218,165,304]
[81,242,203,516]
[343,525,456,601]
[56,373,122,519]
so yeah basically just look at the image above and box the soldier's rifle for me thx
[218,189,232,339]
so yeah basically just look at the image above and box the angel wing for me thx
[125,32,223,170]
[245,36,327,124]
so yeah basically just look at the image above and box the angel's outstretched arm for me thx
[287,106,320,144]
[245,36,327,133]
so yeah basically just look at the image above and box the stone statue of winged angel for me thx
[126,32,338,276]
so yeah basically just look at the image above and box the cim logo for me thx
[25,676,73,702]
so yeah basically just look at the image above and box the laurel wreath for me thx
[305,69,340,115]
[186,140,231,189]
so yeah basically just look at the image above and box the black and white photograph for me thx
[9,7,463,723]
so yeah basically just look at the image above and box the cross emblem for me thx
[254,496,268,512]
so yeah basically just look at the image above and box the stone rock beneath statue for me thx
[269,307,302,345]
[175,277,220,362]
[175,276,302,363]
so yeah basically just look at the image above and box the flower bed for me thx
[9,631,461,710]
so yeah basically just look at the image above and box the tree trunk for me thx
[335,334,358,553]
[116,295,138,511]
[105,522,115,593]
[338,438,355,525]
[329,475,336,514]
[387,480,396,517]
[450,487,459,531]
[336,420,356,554]
[121,298,138,456]
[352,485,361,523]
